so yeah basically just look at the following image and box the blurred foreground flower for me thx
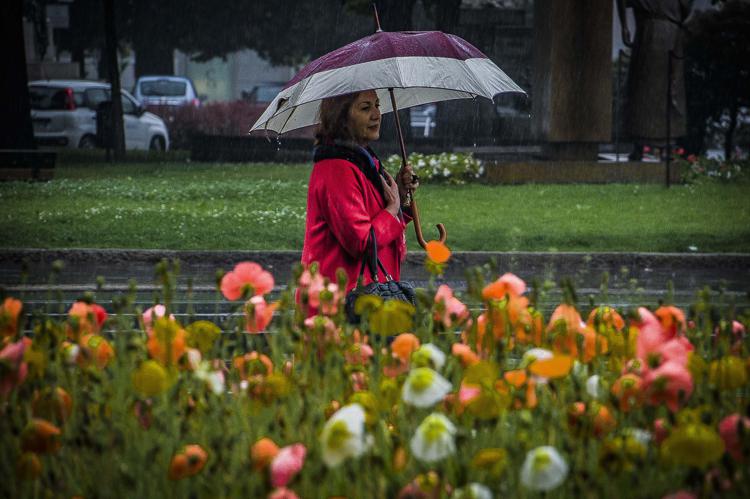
[168,444,208,480]
[0,338,28,397]
[320,404,370,467]
[0,297,22,338]
[520,446,568,491]
[270,443,306,487]
[402,367,452,408]
[661,423,724,468]
[410,413,457,462]
[221,261,274,300]
[251,437,279,470]
[245,296,278,333]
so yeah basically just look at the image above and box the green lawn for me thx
[1,159,749,252]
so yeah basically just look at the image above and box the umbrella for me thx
[250,10,526,249]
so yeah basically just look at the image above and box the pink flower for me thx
[642,361,693,412]
[654,418,670,444]
[345,342,374,366]
[719,413,750,461]
[636,307,669,361]
[662,492,697,499]
[245,296,277,333]
[0,339,28,397]
[656,338,692,367]
[732,320,746,338]
[221,262,274,301]
[458,382,481,405]
[270,443,306,488]
[434,285,470,328]
[268,488,300,499]
[141,304,174,337]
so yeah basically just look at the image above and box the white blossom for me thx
[410,413,457,462]
[320,404,370,468]
[520,446,568,492]
[402,367,452,408]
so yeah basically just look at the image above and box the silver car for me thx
[133,76,201,108]
[29,80,170,151]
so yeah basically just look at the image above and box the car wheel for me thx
[78,135,97,149]
[149,136,165,152]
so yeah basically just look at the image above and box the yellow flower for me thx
[185,321,221,354]
[132,360,170,397]
[471,448,508,477]
[661,423,725,468]
[708,356,747,390]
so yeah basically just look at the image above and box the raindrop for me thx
[276,135,282,153]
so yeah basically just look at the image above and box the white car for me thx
[29,80,170,151]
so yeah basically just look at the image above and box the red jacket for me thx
[302,156,409,292]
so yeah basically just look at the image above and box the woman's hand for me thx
[380,170,401,217]
[396,164,420,206]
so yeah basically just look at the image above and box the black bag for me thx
[345,228,416,324]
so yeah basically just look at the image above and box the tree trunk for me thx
[0,0,35,149]
[103,0,125,159]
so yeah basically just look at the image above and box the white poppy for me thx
[194,361,225,395]
[412,343,447,370]
[520,446,568,492]
[624,428,652,447]
[586,375,601,399]
[402,367,452,408]
[410,413,457,462]
[320,403,369,468]
[453,483,493,499]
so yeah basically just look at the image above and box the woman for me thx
[301,90,419,294]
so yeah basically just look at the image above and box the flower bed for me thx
[1,249,749,498]
[384,152,484,184]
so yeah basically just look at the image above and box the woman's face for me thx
[347,90,381,145]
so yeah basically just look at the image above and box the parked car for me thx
[241,82,285,104]
[29,80,170,151]
[133,76,201,107]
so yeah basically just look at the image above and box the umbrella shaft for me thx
[388,88,412,206]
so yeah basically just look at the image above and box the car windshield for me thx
[29,86,84,110]
[140,80,187,97]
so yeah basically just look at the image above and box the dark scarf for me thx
[313,142,386,201]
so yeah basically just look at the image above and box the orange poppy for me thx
[481,273,526,301]
[251,437,279,470]
[390,333,420,362]
[425,240,451,263]
[586,306,625,332]
[451,343,480,367]
[529,355,573,379]
[0,297,22,338]
[234,351,273,380]
[503,369,527,388]
[31,387,73,424]
[169,444,208,480]
[21,419,61,454]
[79,334,115,369]
[146,318,186,365]
[611,373,643,412]
[654,305,686,338]
[547,304,583,333]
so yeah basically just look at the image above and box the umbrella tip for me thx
[372,3,383,32]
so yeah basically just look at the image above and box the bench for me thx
[0,149,56,181]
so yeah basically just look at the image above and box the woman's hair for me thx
[314,92,360,145]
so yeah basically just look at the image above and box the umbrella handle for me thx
[410,197,447,250]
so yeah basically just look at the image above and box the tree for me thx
[685,1,750,159]
[1,0,36,149]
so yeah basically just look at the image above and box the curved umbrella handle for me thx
[409,197,447,250]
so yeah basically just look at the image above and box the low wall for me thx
[485,160,684,184]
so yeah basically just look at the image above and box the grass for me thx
[1,157,749,252]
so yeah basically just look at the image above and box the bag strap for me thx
[357,228,394,284]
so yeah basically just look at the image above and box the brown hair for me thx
[314,92,360,145]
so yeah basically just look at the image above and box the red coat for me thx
[302,156,409,292]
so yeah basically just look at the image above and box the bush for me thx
[148,101,263,150]
[680,155,747,183]
[383,152,484,184]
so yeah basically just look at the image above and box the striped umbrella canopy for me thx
[250,30,526,135]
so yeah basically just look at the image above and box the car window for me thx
[29,86,71,110]
[120,93,136,114]
[140,80,187,97]
[84,88,109,109]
